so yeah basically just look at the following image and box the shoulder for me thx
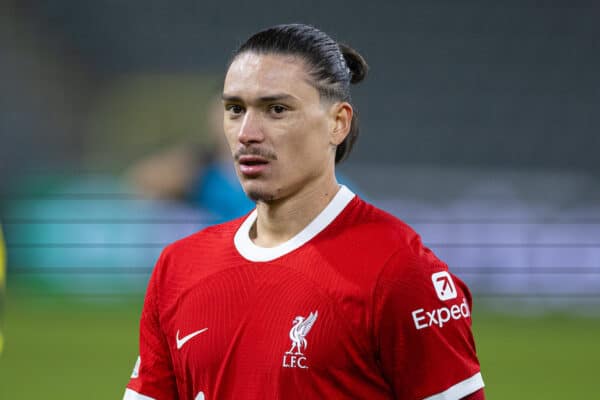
[164,217,242,257]
[350,197,418,242]
[354,197,454,290]
[151,216,247,285]
[333,196,434,266]
[313,196,446,294]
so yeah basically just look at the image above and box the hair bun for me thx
[339,44,368,84]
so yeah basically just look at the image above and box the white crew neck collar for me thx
[234,185,355,262]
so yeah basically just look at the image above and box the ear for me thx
[328,102,353,146]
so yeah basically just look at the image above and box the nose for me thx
[238,110,264,145]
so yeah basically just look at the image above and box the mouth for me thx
[237,155,270,177]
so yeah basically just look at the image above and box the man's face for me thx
[222,52,336,203]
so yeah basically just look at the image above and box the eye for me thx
[226,104,244,115]
[269,104,287,114]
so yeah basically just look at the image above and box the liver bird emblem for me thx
[286,311,318,355]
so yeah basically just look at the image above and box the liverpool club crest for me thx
[282,311,318,369]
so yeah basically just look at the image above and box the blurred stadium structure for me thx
[1,1,599,311]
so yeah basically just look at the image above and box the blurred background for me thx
[1,0,599,398]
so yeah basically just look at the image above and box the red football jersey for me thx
[124,186,484,400]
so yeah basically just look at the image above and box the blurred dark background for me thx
[2,0,599,177]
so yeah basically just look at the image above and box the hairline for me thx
[230,49,345,106]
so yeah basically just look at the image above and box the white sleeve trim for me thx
[423,371,484,400]
[123,388,156,400]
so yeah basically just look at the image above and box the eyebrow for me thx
[222,93,297,103]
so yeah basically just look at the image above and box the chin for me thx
[242,181,280,203]
[246,189,277,203]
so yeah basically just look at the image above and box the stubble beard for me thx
[245,186,277,203]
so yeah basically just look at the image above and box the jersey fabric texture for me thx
[124,186,484,400]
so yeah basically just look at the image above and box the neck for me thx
[250,174,340,248]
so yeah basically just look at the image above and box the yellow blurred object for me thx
[0,225,5,286]
[0,224,5,355]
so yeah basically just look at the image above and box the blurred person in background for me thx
[124,24,484,400]
[126,95,255,222]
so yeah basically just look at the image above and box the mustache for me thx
[234,147,278,161]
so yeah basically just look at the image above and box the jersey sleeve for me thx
[373,246,484,400]
[124,252,178,400]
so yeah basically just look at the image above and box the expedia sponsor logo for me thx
[431,271,457,301]
[412,297,471,330]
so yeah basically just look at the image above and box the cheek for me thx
[280,120,329,163]
[222,123,238,150]
[299,114,331,152]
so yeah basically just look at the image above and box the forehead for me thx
[224,52,318,101]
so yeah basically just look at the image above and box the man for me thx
[124,24,484,400]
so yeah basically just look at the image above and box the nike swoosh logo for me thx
[176,328,208,350]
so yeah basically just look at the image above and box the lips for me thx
[237,155,270,177]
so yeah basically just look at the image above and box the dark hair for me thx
[231,24,368,164]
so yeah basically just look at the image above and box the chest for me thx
[162,263,380,398]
